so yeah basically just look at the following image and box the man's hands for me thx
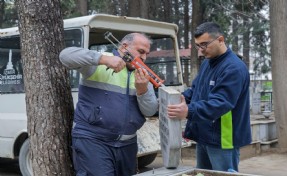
[99,55,149,95]
[167,95,188,120]
[99,55,126,73]
[135,68,149,95]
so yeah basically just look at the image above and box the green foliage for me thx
[199,0,270,77]
[1,0,271,78]
[88,0,112,14]
[201,0,232,41]
[263,81,272,90]
[251,15,271,74]
[2,0,17,27]
[61,0,79,18]
[261,94,270,101]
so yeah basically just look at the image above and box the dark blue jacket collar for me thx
[208,47,231,67]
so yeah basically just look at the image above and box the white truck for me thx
[0,14,189,175]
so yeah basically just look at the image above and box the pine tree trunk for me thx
[76,0,88,16]
[242,17,250,69]
[269,0,287,152]
[15,0,74,175]
[163,0,172,23]
[128,0,140,17]
[190,0,204,82]
[148,0,160,20]
[231,12,239,53]
[183,0,189,49]
[118,0,127,16]
[140,0,149,19]
[127,0,149,20]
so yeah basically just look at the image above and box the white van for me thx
[0,14,188,175]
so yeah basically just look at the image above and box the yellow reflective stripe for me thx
[86,65,136,89]
[221,111,233,149]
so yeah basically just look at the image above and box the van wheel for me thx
[19,139,32,176]
[137,153,158,168]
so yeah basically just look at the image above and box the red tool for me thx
[104,31,164,88]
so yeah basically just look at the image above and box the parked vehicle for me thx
[0,14,188,176]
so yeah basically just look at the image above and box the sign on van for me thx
[0,49,24,92]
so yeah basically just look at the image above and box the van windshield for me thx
[90,36,180,87]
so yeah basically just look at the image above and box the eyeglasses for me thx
[194,36,220,50]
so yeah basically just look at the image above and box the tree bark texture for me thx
[173,0,180,46]
[231,12,239,54]
[269,0,287,152]
[107,0,118,15]
[140,0,149,19]
[128,0,140,17]
[183,0,190,49]
[148,0,160,20]
[163,0,172,23]
[242,16,250,69]
[15,0,74,175]
[118,0,128,16]
[190,0,203,82]
[76,0,88,16]
[127,0,149,18]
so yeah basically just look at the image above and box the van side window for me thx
[145,37,180,86]
[64,29,83,90]
[0,36,24,93]
[64,29,82,48]
[0,28,83,93]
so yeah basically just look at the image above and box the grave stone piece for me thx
[158,87,182,169]
[252,93,261,114]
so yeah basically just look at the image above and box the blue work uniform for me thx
[60,47,158,176]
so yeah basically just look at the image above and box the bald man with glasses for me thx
[168,22,251,172]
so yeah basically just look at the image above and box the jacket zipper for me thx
[123,71,131,134]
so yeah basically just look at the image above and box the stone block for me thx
[158,87,182,169]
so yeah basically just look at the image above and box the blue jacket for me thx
[60,47,158,146]
[183,48,251,149]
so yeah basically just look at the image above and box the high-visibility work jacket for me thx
[60,47,158,146]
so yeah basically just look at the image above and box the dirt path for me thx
[239,152,287,176]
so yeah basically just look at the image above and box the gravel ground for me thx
[1,146,286,176]
[139,147,287,176]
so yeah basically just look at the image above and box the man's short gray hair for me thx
[120,33,152,45]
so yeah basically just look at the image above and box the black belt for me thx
[73,122,136,141]
[116,134,137,141]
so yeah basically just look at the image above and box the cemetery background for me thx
[136,78,286,176]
